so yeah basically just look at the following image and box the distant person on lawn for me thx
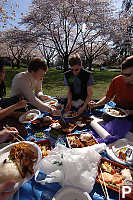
[10,58,61,116]
[89,55,133,115]
[64,53,94,115]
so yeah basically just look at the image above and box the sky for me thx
[1,0,123,31]
[15,0,32,23]
[0,0,32,30]
[113,0,122,10]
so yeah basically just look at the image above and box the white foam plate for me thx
[44,99,58,105]
[106,138,133,165]
[0,141,42,191]
[52,186,92,200]
[19,109,41,123]
[105,107,128,118]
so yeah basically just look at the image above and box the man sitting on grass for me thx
[89,55,133,116]
[64,53,94,115]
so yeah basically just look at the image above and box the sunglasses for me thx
[71,68,80,72]
[122,73,133,77]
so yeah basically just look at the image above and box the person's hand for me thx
[65,102,71,112]
[77,105,85,116]
[88,100,97,109]
[126,110,133,115]
[0,127,19,143]
[50,108,61,116]
[40,95,51,101]
[0,180,16,200]
[16,100,27,109]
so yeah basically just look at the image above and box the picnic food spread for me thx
[1,99,133,200]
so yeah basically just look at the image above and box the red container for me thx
[96,157,133,200]
[35,139,52,158]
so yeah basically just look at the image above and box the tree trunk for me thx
[11,59,15,69]
[86,56,93,71]
[47,59,50,68]
[63,54,69,72]
[16,59,20,69]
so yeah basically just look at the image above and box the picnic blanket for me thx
[9,101,132,200]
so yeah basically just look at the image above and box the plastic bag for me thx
[35,143,106,193]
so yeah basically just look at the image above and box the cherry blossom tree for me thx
[21,0,121,70]
[36,38,57,67]
[1,28,38,68]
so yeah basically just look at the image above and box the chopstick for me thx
[60,110,66,125]
[89,107,91,114]
[61,114,66,125]
[98,175,108,199]
[25,104,29,112]
[99,167,110,200]
[4,124,25,142]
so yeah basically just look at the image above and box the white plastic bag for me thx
[35,143,106,193]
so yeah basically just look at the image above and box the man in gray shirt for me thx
[10,58,61,116]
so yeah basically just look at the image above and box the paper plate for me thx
[105,107,128,118]
[44,99,58,105]
[52,186,92,200]
[19,109,41,123]
[106,138,133,165]
[0,141,42,191]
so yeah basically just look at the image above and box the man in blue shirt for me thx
[64,54,94,115]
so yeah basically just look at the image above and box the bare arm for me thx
[0,100,26,121]
[12,77,52,112]
[35,80,51,101]
[0,180,16,200]
[65,87,72,112]
[77,86,92,115]
[89,96,110,108]
[126,110,133,115]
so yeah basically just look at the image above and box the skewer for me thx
[4,124,25,142]
[99,167,110,200]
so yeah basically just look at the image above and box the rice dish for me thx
[0,152,21,183]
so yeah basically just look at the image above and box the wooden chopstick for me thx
[6,131,21,142]
[99,167,110,200]
[98,175,108,199]
[15,134,25,142]
[4,124,25,142]
[25,104,29,112]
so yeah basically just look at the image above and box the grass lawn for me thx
[5,67,120,100]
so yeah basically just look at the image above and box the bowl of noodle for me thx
[0,141,42,191]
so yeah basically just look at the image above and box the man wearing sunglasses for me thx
[64,54,94,115]
[89,55,133,116]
